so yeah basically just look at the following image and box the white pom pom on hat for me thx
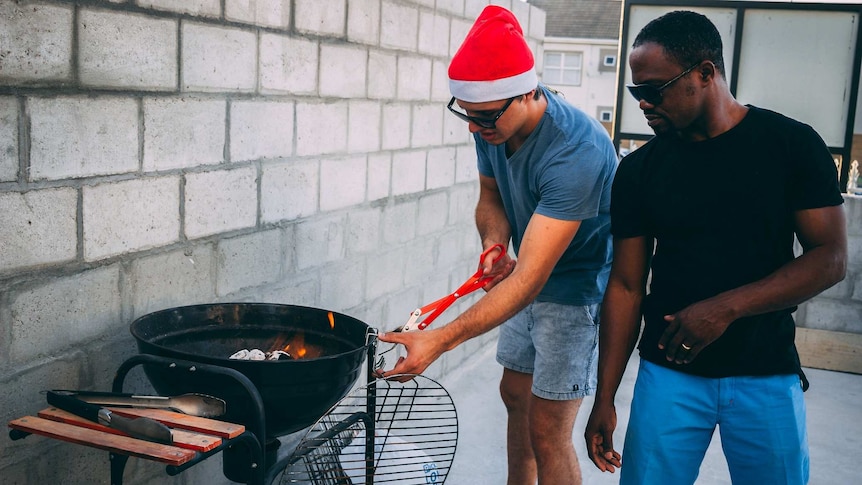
[448,5,538,103]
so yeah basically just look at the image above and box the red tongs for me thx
[398,243,506,332]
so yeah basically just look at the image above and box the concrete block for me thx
[128,245,216,326]
[432,59,451,102]
[320,258,366,311]
[456,144,479,183]
[226,0,291,29]
[427,146,456,190]
[418,11,450,57]
[9,266,121,362]
[261,159,319,223]
[413,0,435,8]
[820,275,852,299]
[78,9,177,90]
[437,0,465,16]
[0,2,72,83]
[438,229,465,268]
[260,33,319,95]
[382,199,417,245]
[257,277,319,306]
[849,234,862,270]
[347,0,381,44]
[383,284,420,328]
[0,96,18,181]
[320,44,368,98]
[137,0,220,17]
[29,96,138,181]
[411,104,444,147]
[366,247,406,300]
[320,156,367,211]
[381,103,411,150]
[83,177,180,261]
[0,188,76,273]
[450,17,473,57]
[348,100,381,153]
[465,0,488,19]
[296,101,348,156]
[346,207,382,254]
[852,270,862,301]
[449,184,479,226]
[143,97,225,171]
[230,100,294,161]
[397,56,432,101]
[444,108,471,144]
[528,4,547,40]
[132,244,215,318]
[295,215,346,269]
[845,195,862,236]
[86,334,152,392]
[185,166,258,239]
[217,229,283,296]
[0,354,84,462]
[380,1,418,51]
[799,298,862,333]
[510,0,530,30]
[368,50,397,100]
[392,149,427,196]
[182,23,256,92]
[295,0,346,36]
[418,192,449,236]
[368,152,391,201]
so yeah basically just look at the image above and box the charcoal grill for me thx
[120,302,457,484]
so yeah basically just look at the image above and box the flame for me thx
[328,312,335,329]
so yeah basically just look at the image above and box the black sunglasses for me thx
[447,96,518,129]
[626,61,702,105]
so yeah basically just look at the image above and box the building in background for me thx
[528,0,622,134]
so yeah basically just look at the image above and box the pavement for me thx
[440,341,862,485]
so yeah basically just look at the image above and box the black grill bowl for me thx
[130,303,369,438]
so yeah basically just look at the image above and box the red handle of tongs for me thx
[404,244,506,331]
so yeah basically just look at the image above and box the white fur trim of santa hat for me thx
[448,6,538,103]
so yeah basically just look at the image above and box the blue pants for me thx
[621,360,809,485]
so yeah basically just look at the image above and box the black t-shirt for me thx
[612,106,844,378]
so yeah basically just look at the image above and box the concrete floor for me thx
[440,343,862,485]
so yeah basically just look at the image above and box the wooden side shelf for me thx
[8,407,245,467]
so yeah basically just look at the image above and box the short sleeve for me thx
[786,124,844,211]
[610,154,647,238]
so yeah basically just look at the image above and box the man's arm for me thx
[475,174,512,250]
[660,205,848,363]
[584,236,652,472]
[378,210,582,378]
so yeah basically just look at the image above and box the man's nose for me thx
[468,121,483,133]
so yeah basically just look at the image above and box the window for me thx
[543,51,582,86]
[599,49,617,73]
[599,110,613,123]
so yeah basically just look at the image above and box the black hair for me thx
[633,10,725,77]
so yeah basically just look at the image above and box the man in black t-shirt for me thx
[584,11,847,485]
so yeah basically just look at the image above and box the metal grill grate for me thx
[276,374,458,485]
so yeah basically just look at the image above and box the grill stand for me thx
[8,336,379,485]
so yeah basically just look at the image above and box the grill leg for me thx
[110,452,129,485]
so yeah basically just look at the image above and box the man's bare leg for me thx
[500,368,536,485]
[531,396,582,485]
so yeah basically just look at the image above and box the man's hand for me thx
[584,401,622,473]
[479,246,516,291]
[658,299,735,364]
[376,328,449,382]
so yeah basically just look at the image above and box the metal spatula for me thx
[56,390,226,417]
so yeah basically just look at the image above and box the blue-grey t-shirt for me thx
[475,86,618,305]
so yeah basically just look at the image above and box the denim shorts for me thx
[495,301,599,400]
[621,359,809,485]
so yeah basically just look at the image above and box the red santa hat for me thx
[448,6,538,103]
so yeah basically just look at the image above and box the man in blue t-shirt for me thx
[379,6,618,484]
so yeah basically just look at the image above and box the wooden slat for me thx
[797,327,862,374]
[7,416,196,466]
[106,407,245,439]
[37,407,222,452]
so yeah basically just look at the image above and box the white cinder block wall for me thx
[0,0,547,483]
